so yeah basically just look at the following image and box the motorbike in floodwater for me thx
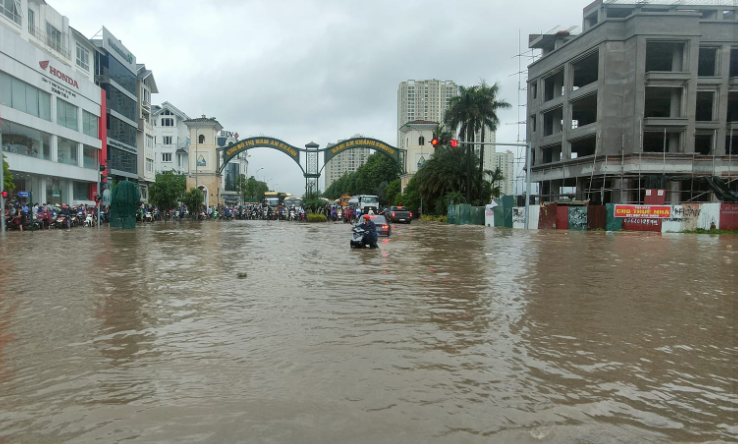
[350,226,378,249]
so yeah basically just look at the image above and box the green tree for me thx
[2,154,14,193]
[182,188,204,217]
[444,81,510,203]
[396,176,421,214]
[148,171,186,212]
[384,178,401,206]
[322,152,402,200]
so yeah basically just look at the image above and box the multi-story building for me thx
[397,120,436,191]
[184,115,223,207]
[217,130,248,205]
[486,150,515,196]
[135,63,157,201]
[152,101,190,174]
[324,134,371,190]
[1,0,104,205]
[527,0,738,204]
[397,80,458,150]
[90,27,139,185]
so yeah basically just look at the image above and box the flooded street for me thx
[0,222,735,443]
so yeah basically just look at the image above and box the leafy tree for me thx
[444,81,510,203]
[148,171,186,212]
[2,154,14,193]
[384,178,401,206]
[322,152,402,201]
[182,188,204,217]
[396,177,421,214]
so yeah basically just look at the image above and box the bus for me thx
[283,196,302,208]
[264,191,287,207]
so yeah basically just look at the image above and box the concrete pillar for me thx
[668,180,681,204]
[39,177,47,204]
[612,178,630,204]
[77,142,83,168]
[51,136,58,162]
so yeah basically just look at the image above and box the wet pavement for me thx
[0,221,735,443]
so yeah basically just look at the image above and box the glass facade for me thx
[0,120,51,160]
[83,145,98,169]
[57,99,79,131]
[46,179,63,205]
[73,181,89,201]
[0,72,51,121]
[57,137,79,166]
[82,110,99,138]
[224,162,239,191]
[109,147,137,174]
[100,54,136,95]
[102,84,136,122]
[107,115,137,148]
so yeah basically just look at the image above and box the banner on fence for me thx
[613,204,671,219]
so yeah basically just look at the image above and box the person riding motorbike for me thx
[357,214,378,248]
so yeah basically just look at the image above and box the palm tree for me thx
[444,82,510,204]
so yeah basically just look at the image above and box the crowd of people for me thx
[3,201,109,231]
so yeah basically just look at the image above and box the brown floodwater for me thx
[0,221,735,443]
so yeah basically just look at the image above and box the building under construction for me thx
[527,0,738,204]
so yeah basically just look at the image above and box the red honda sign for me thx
[39,60,79,89]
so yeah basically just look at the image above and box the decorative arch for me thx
[219,137,304,173]
[320,137,403,173]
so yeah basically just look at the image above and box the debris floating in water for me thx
[237,272,248,279]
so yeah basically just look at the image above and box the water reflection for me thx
[0,223,734,443]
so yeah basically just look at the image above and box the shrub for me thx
[421,215,447,223]
[307,213,328,223]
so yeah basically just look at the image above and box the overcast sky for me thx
[52,0,585,196]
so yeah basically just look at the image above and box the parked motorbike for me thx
[350,226,378,249]
[84,213,95,227]
[144,211,154,223]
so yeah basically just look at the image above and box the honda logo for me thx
[39,60,49,70]
[39,60,79,89]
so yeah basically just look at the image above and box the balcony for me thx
[644,117,688,127]
[28,25,71,59]
[141,100,151,112]
[138,118,153,132]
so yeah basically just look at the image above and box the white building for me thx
[485,150,515,197]
[397,79,458,150]
[136,63,157,201]
[324,134,371,190]
[1,1,103,206]
[397,120,436,191]
[152,101,190,174]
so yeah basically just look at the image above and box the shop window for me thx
[73,182,89,201]
[57,99,79,131]
[57,137,79,166]
[82,110,99,138]
[0,72,51,121]
[0,120,51,160]
[83,145,98,169]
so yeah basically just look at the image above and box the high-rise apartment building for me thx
[397,80,458,149]
[485,150,515,196]
[528,0,738,204]
[324,135,371,190]
[1,0,104,206]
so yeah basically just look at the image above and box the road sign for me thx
[417,156,425,168]
[17,191,29,197]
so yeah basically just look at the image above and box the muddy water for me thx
[0,222,735,443]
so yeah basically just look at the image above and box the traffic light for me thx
[1,190,7,199]
[450,139,459,148]
[430,137,440,147]
[99,164,107,172]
